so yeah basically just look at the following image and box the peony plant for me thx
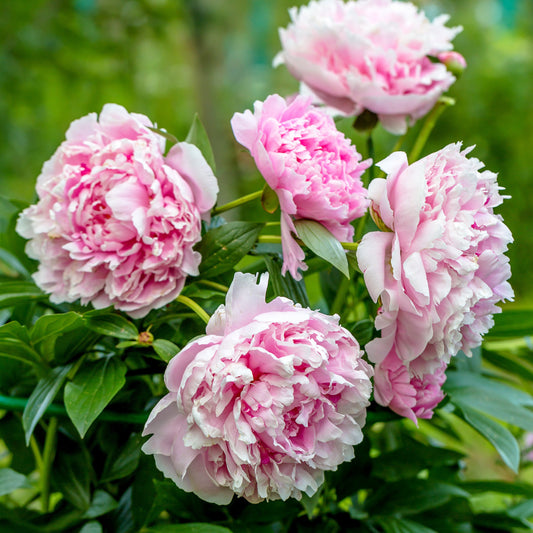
[0,0,530,532]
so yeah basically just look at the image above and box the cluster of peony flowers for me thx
[357,144,513,422]
[142,273,373,503]
[275,0,464,134]
[16,104,218,318]
[13,0,515,508]
[231,93,370,279]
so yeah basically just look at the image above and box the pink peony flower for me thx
[374,350,446,424]
[142,272,373,504]
[275,0,463,134]
[356,143,513,420]
[231,94,370,279]
[16,104,218,318]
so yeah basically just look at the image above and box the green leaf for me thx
[294,219,349,278]
[457,404,519,472]
[485,309,533,338]
[0,468,31,496]
[376,516,439,533]
[372,438,464,482]
[364,480,469,516]
[30,312,83,346]
[261,183,279,214]
[0,338,44,369]
[0,247,30,278]
[473,511,532,530]
[101,434,142,483]
[148,126,178,145]
[263,255,310,307]
[82,490,118,519]
[146,525,232,533]
[84,312,138,340]
[445,371,533,406]
[196,221,264,278]
[80,522,103,533]
[460,480,533,497]
[185,113,216,172]
[22,363,73,444]
[300,487,322,520]
[350,319,375,347]
[153,339,179,363]
[0,281,47,309]
[64,357,127,437]
[483,348,533,381]
[52,448,92,510]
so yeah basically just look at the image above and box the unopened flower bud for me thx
[438,51,467,77]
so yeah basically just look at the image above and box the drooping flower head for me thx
[143,272,373,504]
[16,104,218,318]
[275,0,464,134]
[356,143,513,421]
[231,94,370,279]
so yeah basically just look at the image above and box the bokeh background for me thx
[2,0,531,302]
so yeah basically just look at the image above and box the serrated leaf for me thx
[0,281,47,308]
[196,222,264,278]
[146,524,232,533]
[64,357,127,437]
[261,183,279,214]
[294,219,349,278]
[82,490,118,519]
[457,403,519,472]
[185,113,216,172]
[23,363,73,444]
[30,312,83,346]
[153,339,179,363]
[84,312,138,340]
[0,468,31,496]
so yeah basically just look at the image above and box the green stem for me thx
[212,189,263,215]
[0,394,148,425]
[41,417,58,513]
[29,434,44,472]
[175,295,210,324]
[330,275,351,317]
[197,279,229,293]
[408,96,455,163]
[366,133,375,186]
[257,235,359,251]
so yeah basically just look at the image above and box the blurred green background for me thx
[1,0,531,302]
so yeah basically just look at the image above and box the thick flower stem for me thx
[41,417,58,513]
[408,96,455,163]
[257,234,359,251]
[212,189,263,215]
[175,295,210,324]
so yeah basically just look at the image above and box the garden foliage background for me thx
[1,1,533,532]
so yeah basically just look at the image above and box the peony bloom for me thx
[356,143,513,421]
[275,0,463,134]
[231,94,370,279]
[142,272,373,504]
[16,104,218,318]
